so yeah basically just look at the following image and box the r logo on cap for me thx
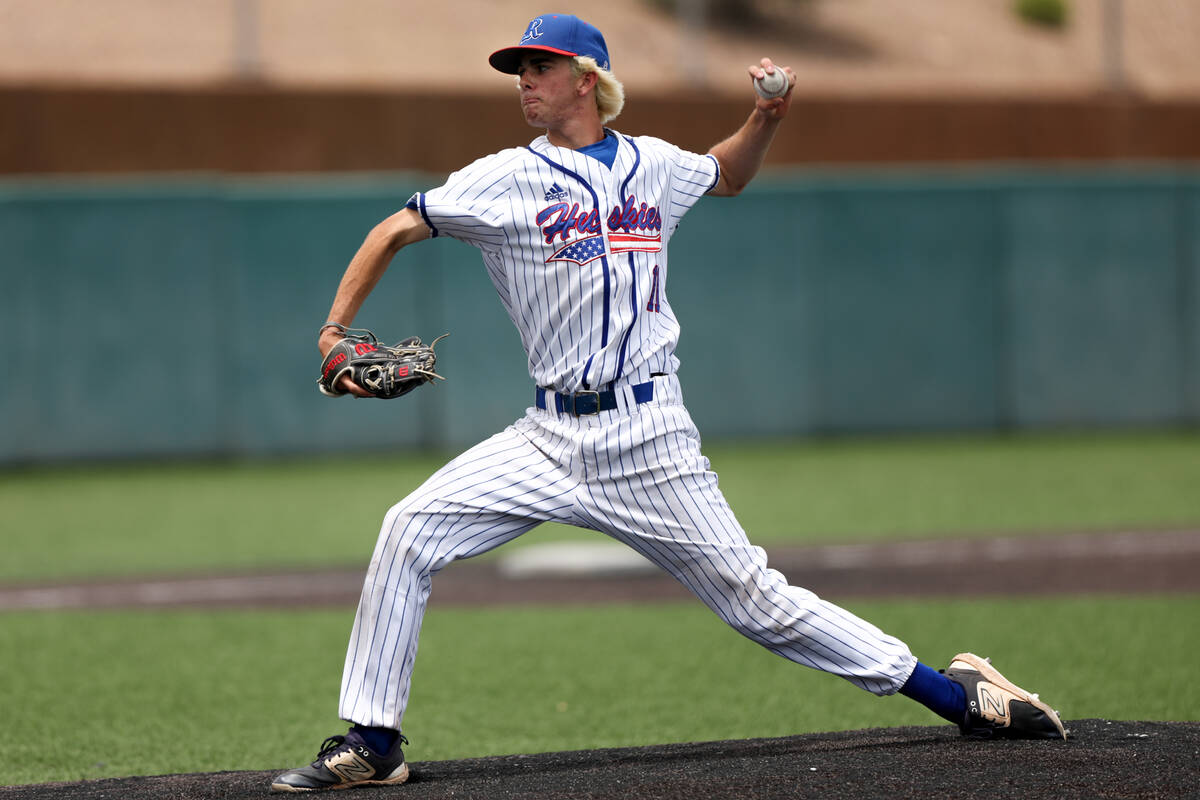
[489,14,611,75]
[521,18,544,43]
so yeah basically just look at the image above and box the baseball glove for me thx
[317,325,447,399]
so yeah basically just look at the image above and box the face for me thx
[516,52,583,130]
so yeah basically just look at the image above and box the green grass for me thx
[2,430,1198,583]
[708,430,1200,541]
[2,595,1197,786]
[2,431,1196,787]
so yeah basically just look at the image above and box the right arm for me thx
[707,59,795,198]
[319,206,431,396]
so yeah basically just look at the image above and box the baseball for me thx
[754,66,789,99]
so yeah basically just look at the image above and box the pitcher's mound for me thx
[2,719,1195,799]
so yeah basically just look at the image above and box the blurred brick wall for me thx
[2,86,1199,174]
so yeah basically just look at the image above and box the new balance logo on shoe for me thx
[978,684,1012,724]
[326,749,375,781]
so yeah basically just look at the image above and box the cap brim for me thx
[489,45,578,74]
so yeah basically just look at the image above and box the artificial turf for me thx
[1,430,1197,583]
[2,595,1197,786]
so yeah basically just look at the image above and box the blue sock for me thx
[899,662,967,725]
[351,725,400,755]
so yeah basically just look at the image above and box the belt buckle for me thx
[571,390,600,416]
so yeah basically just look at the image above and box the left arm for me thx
[708,59,796,197]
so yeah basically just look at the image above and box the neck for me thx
[545,117,605,150]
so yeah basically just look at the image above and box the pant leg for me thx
[339,417,578,728]
[576,391,916,696]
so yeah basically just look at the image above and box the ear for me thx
[576,70,599,96]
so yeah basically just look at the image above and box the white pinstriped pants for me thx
[338,375,916,729]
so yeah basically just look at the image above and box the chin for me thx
[521,104,541,125]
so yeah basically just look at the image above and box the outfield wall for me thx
[1,167,1197,463]
[4,87,1199,174]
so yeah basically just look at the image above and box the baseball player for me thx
[272,13,1066,793]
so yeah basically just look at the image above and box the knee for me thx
[367,499,447,578]
[717,568,814,645]
[724,605,800,648]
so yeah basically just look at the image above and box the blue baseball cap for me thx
[489,14,611,74]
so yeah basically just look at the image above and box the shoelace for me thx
[312,735,349,765]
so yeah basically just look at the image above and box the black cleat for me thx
[944,652,1067,740]
[271,730,410,792]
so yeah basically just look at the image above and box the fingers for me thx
[341,375,372,398]
[747,57,790,81]
[747,58,770,80]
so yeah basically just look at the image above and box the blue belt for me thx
[536,380,655,416]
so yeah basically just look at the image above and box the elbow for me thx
[368,208,426,256]
[709,154,748,197]
[711,172,748,198]
[722,175,749,197]
[367,221,404,257]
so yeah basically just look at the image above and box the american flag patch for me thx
[548,234,606,266]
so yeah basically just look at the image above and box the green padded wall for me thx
[1,167,1195,463]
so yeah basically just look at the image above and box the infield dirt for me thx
[2,529,1197,610]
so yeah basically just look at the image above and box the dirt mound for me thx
[2,719,1194,799]
[2,530,1196,611]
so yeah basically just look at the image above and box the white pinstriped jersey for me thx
[337,128,918,733]
[409,130,719,393]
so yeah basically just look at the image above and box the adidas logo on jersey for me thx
[544,182,568,202]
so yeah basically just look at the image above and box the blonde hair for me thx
[573,56,625,124]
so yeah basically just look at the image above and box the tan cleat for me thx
[943,652,1067,740]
